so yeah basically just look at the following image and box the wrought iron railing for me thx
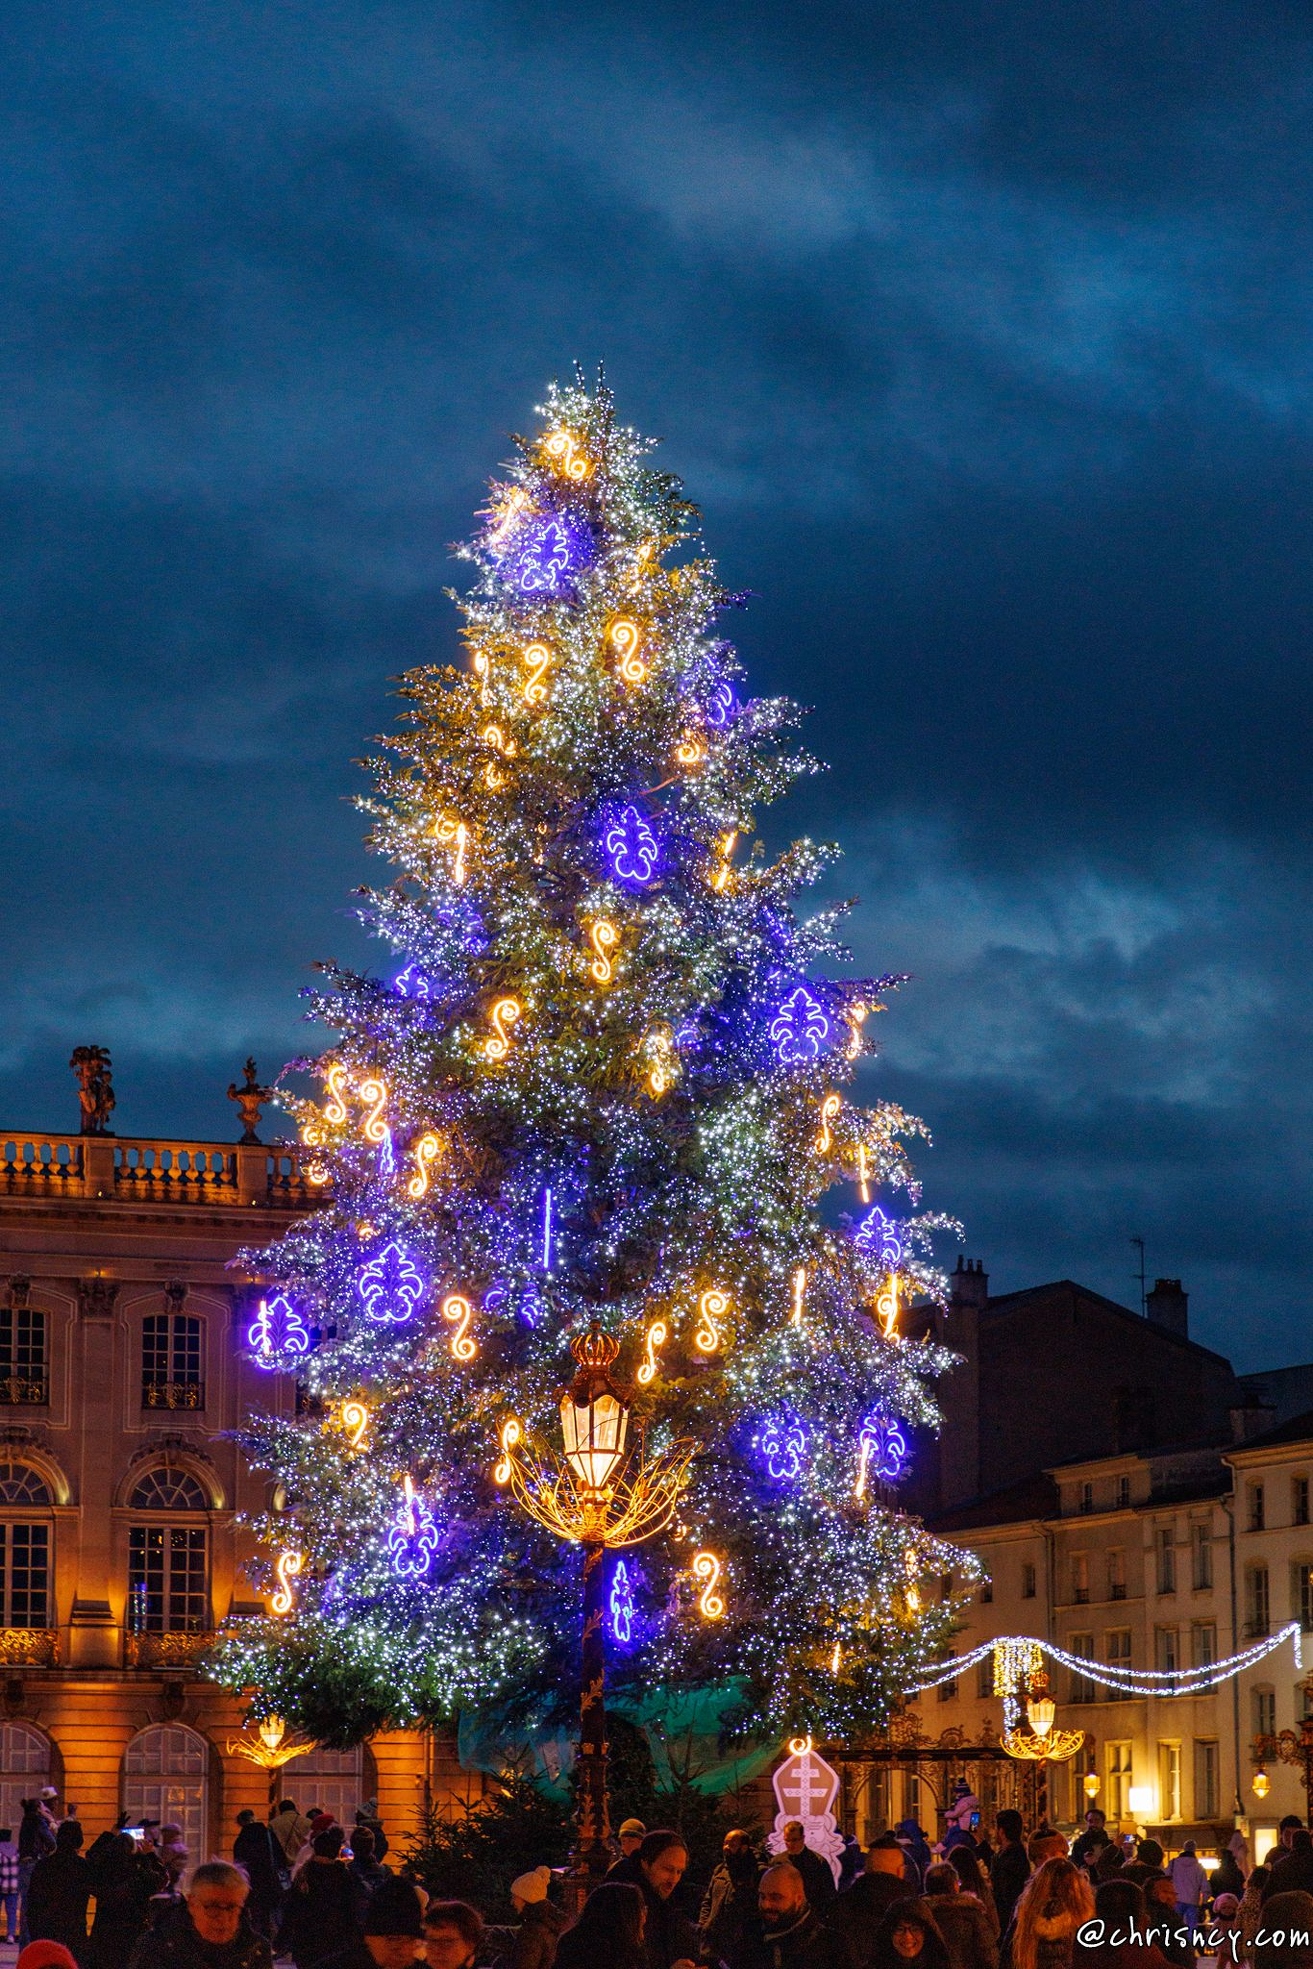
[124,1630,210,1669]
[142,1382,206,1412]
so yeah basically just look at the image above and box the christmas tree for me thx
[215,376,977,1765]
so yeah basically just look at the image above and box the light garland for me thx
[791,1266,807,1325]
[906,1623,1304,1698]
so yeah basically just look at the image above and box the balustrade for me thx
[0,1132,327,1207]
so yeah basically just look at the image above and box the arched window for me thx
[289,1743,367,1830]
[141,1314,204,1411]
[0,1465,53,1631]
[123,1724,208,1854]
[128,1470,209,1636]
[0,1466,52,1507]
[0,1722,51,1831]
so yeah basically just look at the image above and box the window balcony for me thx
[0,1629,58,1666]
[0,1376,47,1407]
[141,1382,205,1412]
[1073,1586,1090,1604]
[1111,1583,1127,1601]
[124,1630,211,1670]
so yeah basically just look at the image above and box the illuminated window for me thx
[0,1302,46,1407]
[127,1528,208,1634]
[0,1527,48,1629]
[141,1315,204,1411]
[1106,1741,1133,1821]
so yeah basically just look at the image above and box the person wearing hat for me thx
[316,1878,427,1968]
[17,1944,80,1969]
[501,1866,565,1969]
[607,1820,646,1876]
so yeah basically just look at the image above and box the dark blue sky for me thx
[3,0,1312,1368]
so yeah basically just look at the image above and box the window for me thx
[1106,1629,1132,1694]
[1191,1621,1216,1668]
[1157,1741,1181,1821]
[1107,1741,1133,1821]
[123,1725,208,1858]
[128,1470,207,1513]
[1296,1564,1313,1634]
[980,1579,993,1604]
[0,1466,51,1507]
[1108,1550,1127,1601]
[0,1526,48,1629]
[0,1723,51,1836]
[1194,1740,1219,1819]
[937,1662,958,1702]
[1253,1687,1276,1739]
[1117,1475,1131,1510]
[976,1657,993,1699]
[1250,1484,1265,1533]
[1069,1634,1097,1703]
[940,1574,954,1603]
[1192,1522,1213,1592]
[141,1314,204,1411]
[1072,1554,1089,1604]
[1022,1563,1037,1600]
[127,1528,208,1634]
[1248,1565,1271,1639]
[0,1298,46,1407]
[1155,1627,1179,1675]
[1295,1477,1310,1528]
[1080,1482,1094,1515]
[1157,1527,1176,1595]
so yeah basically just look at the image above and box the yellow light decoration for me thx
[854,1434,874,1505]
[407,1132,441,1200]
[356,1219,376,1238]
[482,724,516,789]
[1002,1725,1087,1764]
[643,1025,677,1097]
[694,1288,730,1355]
[1083,1771,1101,1801]
[609,618,647,685]
[814,1092,841,1155]
[876,1272,900,1340]
[693,1550,725,1620]
[636,1319,668,1386]
[674,729,706,767]
[1028,1692,1057,1737]
[522,642,552,707]
[542,428,590,480]
[258,1715,287,1754]
[226,1714,315,1775]
[324,1062,350,1126]
[830,1640,842,1675]
[434,815,470,887]
[441,1292,477,1362]
[788,1734,813,1758]
[1253,1769,1271,1799]
[484,997,522,1062]
[472,650,491,706]
[791,1267,807,1326]
[856,1142,870,1203]
[341,1400,370,1450]
[845,1002,870,1060]
[358,1078,389,1145]
[494,1417,522,1486]
[904,1550,921,1616]
[588,919,619,984]
[305,1160,330,1186]
[712,829,738,893]
[271,1550,303,1616]
[484,485,531,545]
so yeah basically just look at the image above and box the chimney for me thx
[949,1256,990,1311]
[1145,1278,1188,1338]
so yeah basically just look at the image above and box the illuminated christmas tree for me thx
[215,376,977,1778]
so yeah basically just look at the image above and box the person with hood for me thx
[1253,1887,1313,1969]
[869,1899,951,1969]
[1165,1844,1206,1937]
[125,1861,272,1969]
[922,1864,997,1969]
[232,1811,283,1939]
[700,1831,760,1966]
[85,1831,157,1969]
[748,1861,853,1968]
[898,1824,934,1892]
[1207,1842,1245,1904]
[991,1817,1031,1940]
[554,1881,648,1969]
[353,1804,389,1867]
[276,1829,364,1968]
[25,1821,91,1963]
[314,1878,426,1969]
[501,1865,565,1969]
[1003,1859,1093,1969]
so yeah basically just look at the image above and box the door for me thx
[123,1724,208,1856]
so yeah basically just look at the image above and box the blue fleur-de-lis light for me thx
[769,986,830,1066]
[356,1242,428,1325]
[854,1205,904,1272]
[609,1559,635,1643]
[395,964,433,1002]
[756,1416,807,1482]
[247,1294,311,1371]
[706,681,735,728]
[387,1475,442,1581]
[513,517,572,595]
[603,806,660,885]
[859,1412,909,1483]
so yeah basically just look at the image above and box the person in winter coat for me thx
[125,1862,272,1969]
[1120,1844,1163,1893]
[1004,1859,1093,1969]
[270,1801,313,1875]
[555,1881,648,1969]
[1261,1827,1313,1903]
[421,1900,486,1969]
[1075,1880,1171,1969]
[1207,1892,1240,1962]
[781,1823,837,1913]
[897,1824,935,1891]
[1165,1844,1206,1935]
[701,1830,761,1966]
[605,1829,700,1969]
[1207,1846,1245,1903]
[232,1811,283,1939]
[868,1899,951,1969]
[747,1862,854,1968]
[0,1823,20,1943]
[830,1835,917,1969]
[991,1816,1032,1941]
[1238,1865,1271,1959]
[501,1867,566,1969]
[353,1804,389,1866]
[346,1825,388,1903]
[1140,1879,1189,1969]
[85,1832,158,1969]
[313,1878,426,1969]
[948,1849,999,1941]
[923,1864,998,1969]
[276,1830,365,1968]
[24,1821,91,1962]
[1254,1887,1313,1969]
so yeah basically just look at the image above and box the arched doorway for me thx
[123,1724,208,1854]
[285,1744,365,1830]
[0,1722,51,1830]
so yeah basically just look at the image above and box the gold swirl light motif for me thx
[271,1550,303,1616]
[876,1272,900,1340]
[674,729,706,767]
[341,1400,370,1449]
[358,1078,389,1145]
[494,1417,522,1486]
[788,1734,813,1758]
[609,617,648,685]
[856,1142,870,1204]
[636,1319,668,1386]
[542,428,590,480]
[484,997,522,1062]
[693,1550,725,1620]
[845,1000,870,1060]
[588,919,619,984]
[472,650,491,705]
[814,1092,841,1156]
[791,1266,807,1326]
[441,1292,477,1362]
[644,1025,677,1097]
[304,1159,330,1186]
[694,1288,730,1355]
[522,641,552,706]
[712,829,738,893]
[434,816,469,887]
[407,1133,441,1200]
[324,1062,350,1126]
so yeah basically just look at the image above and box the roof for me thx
[980,1279,1234,1370]
[928,1471,1059,1533]
[1224,1406,1313,1454]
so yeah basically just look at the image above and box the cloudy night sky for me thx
[3,0,1311,1369]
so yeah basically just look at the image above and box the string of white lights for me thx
[906,1623,1302,1697]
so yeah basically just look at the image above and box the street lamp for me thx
[494,1325,695,1881]
[1251,1687,1313,1828]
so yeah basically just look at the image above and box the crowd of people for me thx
[2,1792,1313,1969]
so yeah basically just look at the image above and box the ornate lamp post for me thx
[225,1711,316,1807]
[494,1325,694,1881]
[994,1644,1086,1824]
